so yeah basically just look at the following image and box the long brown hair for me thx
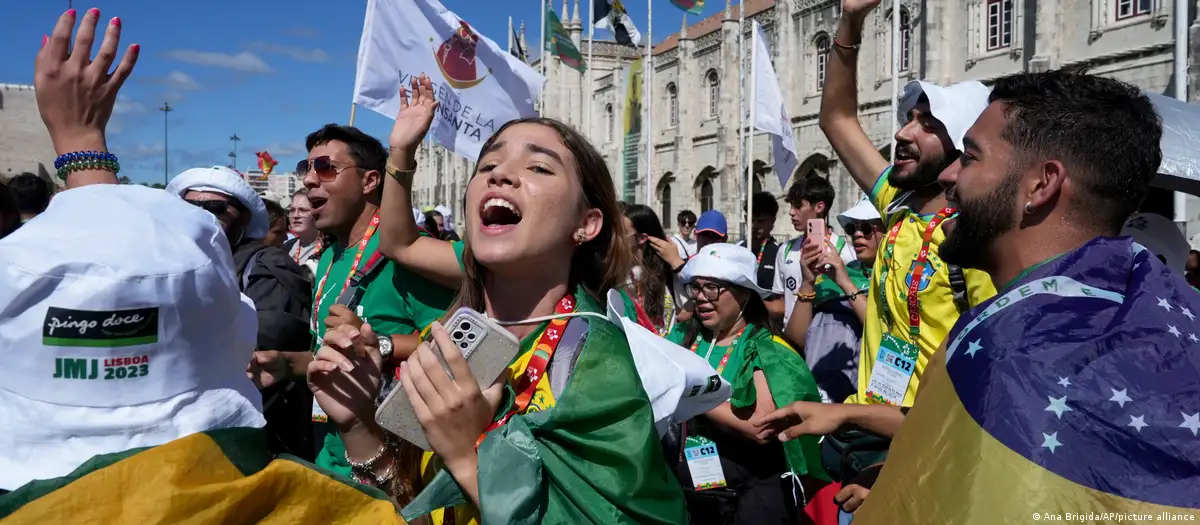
[447,117,632,313]
[393,118,632,507]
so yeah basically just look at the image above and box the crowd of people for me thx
[1,3,1198,524]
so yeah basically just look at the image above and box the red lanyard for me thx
[690,326,747,375]
[755,237,769,266]
[293,237,322,263]
[631,291,663,334]
[476,293,577,448]
[878,208,953,338]
[311,212,380,330]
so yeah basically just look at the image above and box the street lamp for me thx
[159,102,173,185]
[229,134,241,170]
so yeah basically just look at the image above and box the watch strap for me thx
[385,157,416,184]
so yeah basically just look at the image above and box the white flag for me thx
[353,0,545,160]
[751,22,799,188]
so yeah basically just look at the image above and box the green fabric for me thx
[728,326,829,480]
[452,239,465,269]
[545,8,585,73]
[0,428,395,521]
[311,232,455,476]
[812,260,872,308]
[999,254,1062,291]
[403,287,689,524]
[664,321,747,383]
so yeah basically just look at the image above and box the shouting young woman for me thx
[307,75,688,524]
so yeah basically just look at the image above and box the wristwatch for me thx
[385,157,417,185]
[377,335,394,362]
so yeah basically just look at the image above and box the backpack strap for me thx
[948,264,970,314]
[334,251,388,310]
[548,316,590,398]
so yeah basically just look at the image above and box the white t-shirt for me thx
[670,234,697,261]
[773,232,858,325]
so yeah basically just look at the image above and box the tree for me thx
[118,176,133,184]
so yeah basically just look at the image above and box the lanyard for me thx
[690,326,748,376]
[476,293,577,448]
[311,212,380,331]
[632,290,664,335]
[293,237,322,263]
[877,208,954,338]
[754,237,770,266]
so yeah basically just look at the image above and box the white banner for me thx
[353,0,545,160]
[751,21,799,188]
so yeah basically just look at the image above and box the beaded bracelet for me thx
[54,151,120,180]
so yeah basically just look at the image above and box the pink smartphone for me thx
[806,219,827,252]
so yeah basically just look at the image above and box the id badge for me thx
[683,436,727,490]
[864,334,918,406]
[311,401,330,423]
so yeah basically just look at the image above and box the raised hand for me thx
[308,323,384,429]
[842,0,882,16]
[388,74,439,168]
[35,8,139,156]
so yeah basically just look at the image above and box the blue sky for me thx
[1,0,729,184]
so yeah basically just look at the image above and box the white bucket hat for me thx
[837,197,883,232]
[1122,212,1189,275]
[898,80,992,152]
[0,184,265,491]
[680,243,772,298]
[166,166,269,239]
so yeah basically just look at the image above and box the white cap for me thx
[837,197,883,231]
[0,184,265,490]
[681,243,772,298]
[166,166,269,239]
[898,80,992,153]
[1122,212,1189,275]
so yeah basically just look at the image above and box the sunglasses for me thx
[844,222,882,237]
[680,221,696,227]
[296,156,361,182]
[185,199,234,217]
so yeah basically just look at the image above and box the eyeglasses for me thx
[684,281,727,301]
[185,199,233,217]
[296,156,362,182]
[680,221,696,228]
[844,222,882,237]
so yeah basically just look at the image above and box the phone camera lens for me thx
[466,332,477,341]
[459,321,471,331]
[452,331,464,341]
[458,341,469,349]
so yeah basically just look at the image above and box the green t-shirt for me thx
[665,323,747,383]
[311,232,455,476]
[811,260,872,308]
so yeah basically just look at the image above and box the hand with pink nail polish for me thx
[308,323,385,430]
[34,7,140,188]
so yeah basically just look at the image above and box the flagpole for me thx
[586,0,595,141]
[643,0,653,206]
[349,102,357,126]
[889,0,900,162]
[509,16,514,52]
[540,0,547,113]
[746,23,757,238]
[737,1,747,233]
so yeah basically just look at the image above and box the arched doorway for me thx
[695,167,717,213]
[658,173,675,228]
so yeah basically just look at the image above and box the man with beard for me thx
[844,68,1200,524]
[300,124,455,477]
[818,0,997,408]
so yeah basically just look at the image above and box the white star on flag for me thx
[1181,412,1200,436]
[1182,307,1196,321]
[1190,334,1199,343]
[1168,325,1182,338]
[1109,388,1132,408]
[1158,297,1173,312]
[1128,415,1148,432]
[1041,432,1063,453]
[966,340,983,357]
[1045,395,1073,419]
[1057,377,1071,388]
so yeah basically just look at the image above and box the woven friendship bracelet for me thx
[54,151,120,180]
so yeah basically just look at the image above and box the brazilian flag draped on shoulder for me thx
[403,287,688,524]
[0,428,404,524]
[545,6,585,73]
[856,237,1200,524]
[729,326,829,481]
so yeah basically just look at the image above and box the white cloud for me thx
[245,41,329,63]
[162,71,199,90]
[162,50,272,73]
[108,98,148,134]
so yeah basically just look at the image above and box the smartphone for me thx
[375,307,522,451]
[806,219,833,274]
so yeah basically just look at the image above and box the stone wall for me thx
[0,84,59,187]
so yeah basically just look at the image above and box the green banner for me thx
[545,8,586,73]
